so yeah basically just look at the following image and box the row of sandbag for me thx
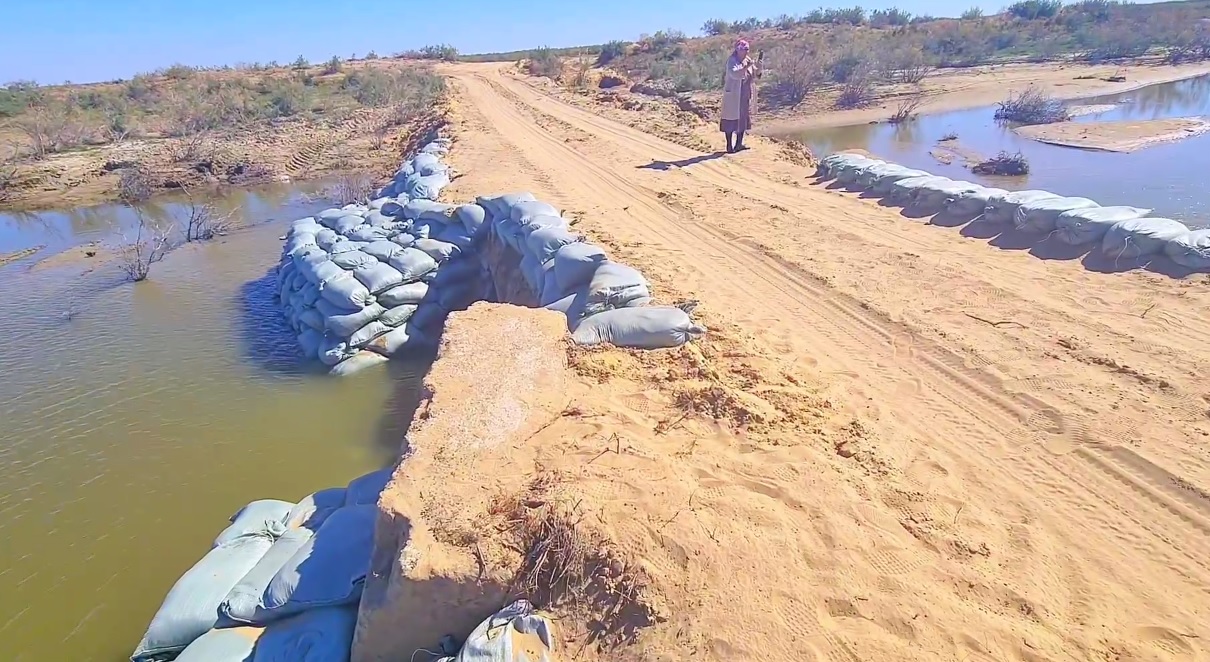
[817,153,1210,269]
[276,139,490,376]
[469,191,707,349]
[131,468,394,662]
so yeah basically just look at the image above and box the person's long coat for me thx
[721,54,754,125]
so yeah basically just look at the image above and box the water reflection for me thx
[779,75,1210,225]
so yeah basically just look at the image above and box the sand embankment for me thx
[1016,116,1210,152]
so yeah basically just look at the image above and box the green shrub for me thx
[597,40,629,65]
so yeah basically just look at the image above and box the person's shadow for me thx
[637,152,727,171]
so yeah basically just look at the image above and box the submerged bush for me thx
[972,151,1030,176]
[994,86,1070,124]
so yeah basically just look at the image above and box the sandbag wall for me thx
[130,468,393,662]
[817,153,1210,271]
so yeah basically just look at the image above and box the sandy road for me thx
[442,63,1210,660]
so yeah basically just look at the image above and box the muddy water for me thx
[0,189,428,661]
[782,75,1210,225]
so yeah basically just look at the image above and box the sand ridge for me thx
[409,62,1210,661]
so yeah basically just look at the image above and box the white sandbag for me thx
[984,190,1060,223]
[379,304,418,327]
[319,272,376,309]
[369,197,390,210]
[886,175,951,205]
[946,187,1008,217]
[1055,206,1151,245]
[1164,229,1210,269]
[318,300,386,338]
[456,204,487,235]
[364,210,394,228]
[298,259,345,287]
[1101,217,1190,259]
[353,262,406,294]
[539,268,567,306]
[867,167,931,195]
[330,250,378,271]
[172,626,262,662]
[914,180,982,214]
[283,488,347,530]
[389,233,417,248]
[332,215,364,235]
[283,232,317,257]
[477,192,536,220]
[519,214,568,235]
[319,337,357,367]
[817,153,875,179]
[330,350,389,377]
[494,218,524,251]
[342,203,369,214]
[441,600,555,662]
[346,225,389,243]
[316,208,348,226]
[584,261,650,315]
[254,607,357,662]
[214,500,293,547]
[291,217,323,234]
[526,226,580,263]
[1014,197,1099,234]
[407,172,450,200]
[410,222,435,240]
[387,247,439,281]
[854,162,908,190]
[258,505,376,619]
[297,329,323,360]
[220,528,316,625]
[572,307,705,349]
[414,238,461,262]
[131,533,275,661]
[834,158,885,186]
[403,199,453,222]
[348,320,392,348]
[328,240,370,255]
[364,326,419,356]
[345,468,393,507]
[361,240,402,262]
[377,281,430,307]
[298,307,325,332]
[553,242,607,293]
[411,152,446,176]
[420,140,449,154]
[510,200,561,224]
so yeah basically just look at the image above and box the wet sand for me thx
[1016,117,1210,152]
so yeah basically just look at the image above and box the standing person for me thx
[721,39,760,153]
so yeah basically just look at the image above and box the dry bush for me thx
[119,209,172,282]
[324,173,375,205]
[526,47,563,79]
[10,104,85,157]
[762,45,828,109]
[995,86,1070,124]
[889,89,924,123]
[836,76,876,109]
[180,185,237,241]
[972,150,1030,175]
[118,168,153,204]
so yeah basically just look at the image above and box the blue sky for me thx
[0,0,1151,84]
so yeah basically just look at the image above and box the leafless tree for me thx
[180,184,237,241]
[324,173,375,205]
[889,88,924,123]
[119,208,172,282]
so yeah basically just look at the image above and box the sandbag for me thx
[520,252,543,293]
[984,190,1060,223]
[510,200,560,224]
[319,337,357,367]
[817,153,876,180]
[1014,197,1099,234]
[319,272,376,309]
[214,500,293,547]
[291,217,323,234]
[283,233,317,257]
[431,256,481,288]
[172,626,262,662]
[298,307,325,332]
[853,162,908,190]
[364,326,419,356]
[389,232,417,248]
[220,528,316,625]
[1164,229,1210,269]
[361,240,402,262]
[316,208,347,226]
[345,468,393,507]
[387,247,439,281]
[572,307,705,349]
[1054,206,1151,245]
[330,351,389,377]
[364,210,394,228]
[553,242,607,293]
[407,172,450,200]
[379,304,418,327]
[543,287,589,328]
[318,300,386,338]
[867,167,931,195]
[519,214,568,235]
[380,200,406,218]
[439,600,555,662]
[298,259,345,287]
[377,281,430,307]
[368,197,390,210]
[946,187,1008,217]
[1101,217,1190,259]
[332,215,364,235]
[410,221,435,240]
[494,218,524,251]
[477,192,535,220]
[456,204,487,235]
[414,238,462,262]
[328,240,370,256]
[252,606,358,662]
[346,225,389,243]
[348,320,392,348]
[283,488,347,530]
[914,180,982,215]
[330,250,378,271]
[297,329,323,360]
[411,152,446,176]
[834,159,885,186]
[526,226,580,264]
[437,278,484,312]
[353,262,406,294]
[131,533,275,661]
[258,505,376,619]
[584,261,650,315]
[409,302,448,334]
[437,223,475,249]
[886,175,951,205]
[403,199,453,222]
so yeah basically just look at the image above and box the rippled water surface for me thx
[0,188,428,661]
[781,75,1210,225]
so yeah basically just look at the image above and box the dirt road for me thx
[440,63,1210,661]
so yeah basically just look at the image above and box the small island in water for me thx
[1015,117,1210,152]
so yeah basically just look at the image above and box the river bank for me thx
[1015,116,1210,152]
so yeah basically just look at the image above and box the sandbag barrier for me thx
[130,469,393,662]
[275,138,706,377]
[816,153,1210,272]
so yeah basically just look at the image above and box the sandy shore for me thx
[1016,116,1210,152]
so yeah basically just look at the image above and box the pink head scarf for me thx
[734,39,750,54]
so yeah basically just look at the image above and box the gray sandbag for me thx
[572,307,706,349]
[297,329,323,360]
[414,238,461,262]
[387,247,439,281]
[282,488,347,530]
[885,175,950,205]
[420,140,449,155]
[364,326,420,357]
[494,218,524,251]
[1101,217,1190,259]
[214,500,293,547]
[456,204,487,235]
[319,336,357,367]
[510,200,560,224]
[342,203,369,214]
[369,197,390,210]
[327,240,370,256]
[353,262,406,294]
[411,152,446,176]
[867,167,931,195]
[437,222,475,247]
[553,242,607,293]
[520,252,543,293]
[316,208,347,227]
[345,468,393,506]
[318,300,386,338]
[330,250,378,271]
[314,229,343,251]
[984,190,1060,223]
[380,200,406,218]
[854,162,911,190]
[252,606,358,662]
[946,187,1008,217]
[431,255,481,287]
[539,264,567,306]
[361,240,401,262]
[584,261,650,315]
[389,233,417,248]
[1054,206,1151,245]
[403,199,453,222]
[283,232,317,257]
[298,307,325,332]
[477,192,535,220]
[172,626,262,662]
[319,272,376,309]
[220,528,316,625]
[438,278,484,312]
[348,320,393,348]
[1164,229,1210,269]
[410,222,435,240]
[526,226,580,263]
[333,215,364,235]
[1014,197,1099,234]
[914,180,982,215]
[257,505,376,619]
[364,210,394,228]
[834,159,885,186]
[130,533,275,661]
[409,302,448,334]
[377,281,430,307]
[407,172,450,201]
[329,351,389,377]
[543,286,589,328]
[379,304,418,327]
[346,225,389,243]
[439,600,554,662]
[291,217,323,234]
[519,213,568,235]
[817,153,876,180]
[299,259,345,288]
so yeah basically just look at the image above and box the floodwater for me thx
[0,187,429,661]
[782,74,1210,225]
